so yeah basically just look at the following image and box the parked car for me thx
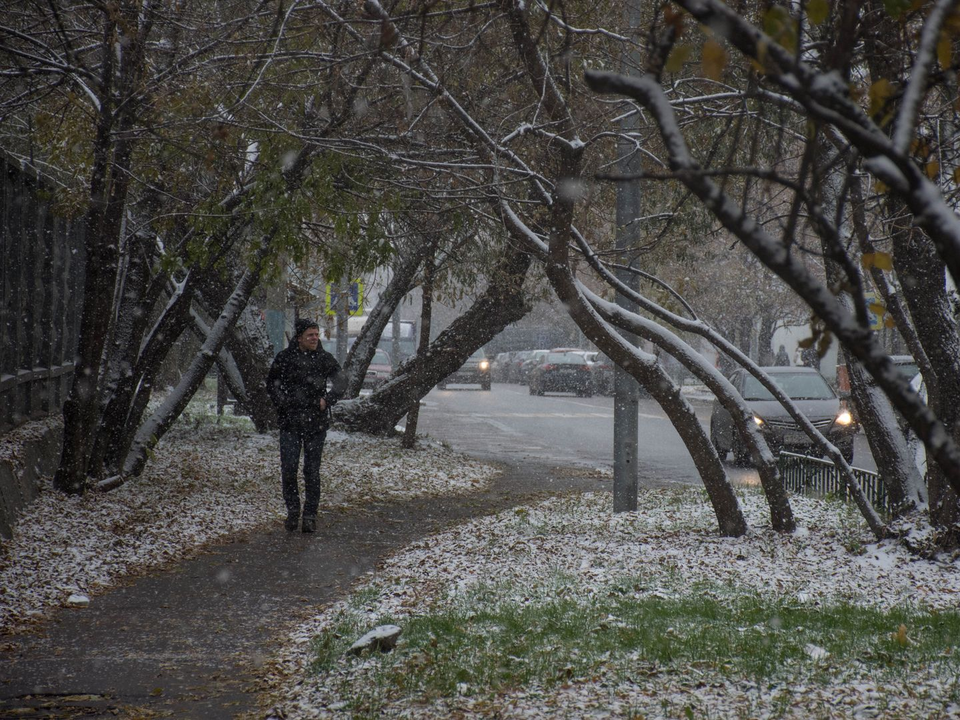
[835,353,919,395]
[491,352,514,383]
[710,366,857,466]
[362,348,393,389]
[507,351,531,383]
[519,349,550,385]
[592,352,615,395]
[528,351,593,397]
[439,347,491,390]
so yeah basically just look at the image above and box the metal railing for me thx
[777,451,890,514]
[1,154,84,434]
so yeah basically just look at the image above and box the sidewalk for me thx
[0,456,609,719]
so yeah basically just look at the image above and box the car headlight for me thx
[835,409,853,426]
[752,415,764,426]
[479,360,490,370]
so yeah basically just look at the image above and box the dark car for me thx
[519,350,550,385]
[710,366,857,465]
[528,352,593,397]
[491,352,514,383]
[592,352,615,395]
[507,351,531,383]
[362,348,392,389]
[439,347,491,390]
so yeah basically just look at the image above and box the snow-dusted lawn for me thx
[263,490,960,719]
[0,415,498,636]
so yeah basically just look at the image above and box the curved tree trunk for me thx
[544,259,748,537]
[334,245,531,434]
[585,286,795,532]
[112,248,268,484]
[342,234,433,399]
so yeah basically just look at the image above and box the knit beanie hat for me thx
[294,318,319,338]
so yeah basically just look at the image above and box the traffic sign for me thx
[864,291,884,331]
[325,281,364,316]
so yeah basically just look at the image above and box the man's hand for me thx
[319,398,327,411]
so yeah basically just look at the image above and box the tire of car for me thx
[528,382,536,395]
[536,384,545,396]
[438,382,447,390]
[481,379,491,391]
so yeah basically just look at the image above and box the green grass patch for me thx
[308,582,960,715]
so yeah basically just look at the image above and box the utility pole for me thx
[613,0,643,513]
[336,275,349,365]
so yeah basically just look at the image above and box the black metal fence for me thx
[778,451,890,514]
[1,154,84,434]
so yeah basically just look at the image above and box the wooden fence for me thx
[0,155,84,434]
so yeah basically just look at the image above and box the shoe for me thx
[285,512,299,532]
[301,516,317,533]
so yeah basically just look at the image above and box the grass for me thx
[306,579,960,716]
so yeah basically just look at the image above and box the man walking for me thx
[267,319,345,533]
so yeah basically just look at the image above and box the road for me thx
[415,382,876,486]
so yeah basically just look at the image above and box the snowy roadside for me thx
[262,489,960,719]
[0,416,498,636]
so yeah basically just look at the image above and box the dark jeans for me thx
[279,427,327,518]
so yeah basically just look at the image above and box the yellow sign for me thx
[325,281,364,316]
[864,291,884,331]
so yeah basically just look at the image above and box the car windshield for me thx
[546,353,583,364]
[742,372,835,401]
[895,361,919,380]
[372,349,390,365]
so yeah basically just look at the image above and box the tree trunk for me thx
[587,288,795,532]
[848,357,925,510]
[402,246,436,448]
[220,305,278,431]
[342,235,433,399]
[88,233,158,478]
[335,245,531,435]
[892,225,960,527]
[115,249,267,483]
[54,0,154,494]
[101,271,201,474]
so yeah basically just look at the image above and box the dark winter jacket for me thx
[267,343,345,432]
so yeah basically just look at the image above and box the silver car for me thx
[710,367,857,466]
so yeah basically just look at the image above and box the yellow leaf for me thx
[807,0,829,25]
[869,79,895,117]
[702,39,727,81]
[894,624,909,647]
[665,44,693,73]
[939,33,952,69]
[926,160,941,179]
[869,302,886,316]
[884,315,897,328]
[873,180,889,194]
[953,167,960,183]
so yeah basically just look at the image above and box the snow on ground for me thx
[263,490,960,719]
[0,416,498,636]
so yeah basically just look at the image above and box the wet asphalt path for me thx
[0,456,609,719]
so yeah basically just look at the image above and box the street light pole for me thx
[613,0,642,513]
